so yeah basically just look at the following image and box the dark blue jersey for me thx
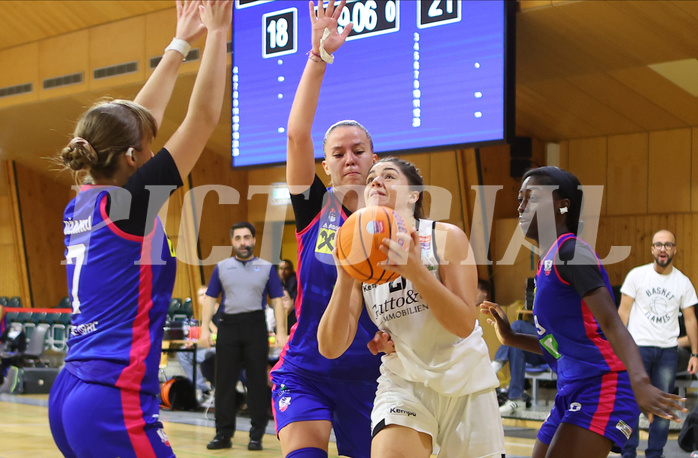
[62,149,181,395]
[272,176,381,382]
[534,233,625,383]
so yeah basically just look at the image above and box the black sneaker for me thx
[207,434,232,450]
[248,440,263,451]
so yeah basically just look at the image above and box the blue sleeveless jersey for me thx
[62,186,176,395]
[534,233,625,383]
[273,187,381,381]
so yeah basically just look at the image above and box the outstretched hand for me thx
[479,301,513,345]
[175,0,206,44]
[309,0,352,55]
[633,380,687,424]
[199,0,233,33]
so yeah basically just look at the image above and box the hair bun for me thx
[60,137,98,171]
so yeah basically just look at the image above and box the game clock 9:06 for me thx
[336,0,400,40]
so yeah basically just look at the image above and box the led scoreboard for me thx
[232,0,514,167]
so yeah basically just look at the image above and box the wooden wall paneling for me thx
[13,162,70,307]
[426,151,460,227]
[693,127,698,212]
[691,213,698,283]
[188,149,248,286]
[606,133,648,216]
[0,43,39,108]
[247,165,292,264]
[567,136,608,215]
[38,30,89,100]
[0,162,27,300]
[558,140,569,170]
[89,17,146,91]
[648,128,691,213]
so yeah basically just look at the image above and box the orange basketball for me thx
[336,206,409,285]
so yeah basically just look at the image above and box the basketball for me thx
[336,206,409,284]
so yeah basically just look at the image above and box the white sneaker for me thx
[499,399,520,416]
[691,452,698,458]
[199,392,215,408]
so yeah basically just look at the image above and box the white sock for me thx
[491,360,504,373]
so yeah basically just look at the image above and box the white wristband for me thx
[164,37,191,59]
[318,28,334,64]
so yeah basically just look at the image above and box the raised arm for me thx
[286,0,352,188]
[318,254,365,359]
[164,0,233,180]
[134,0,205,127]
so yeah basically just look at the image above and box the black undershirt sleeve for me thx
[290,175,329,232]
[107,148,183,237]
[555,238,607,298]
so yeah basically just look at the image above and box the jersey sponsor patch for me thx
[315,228,336,254]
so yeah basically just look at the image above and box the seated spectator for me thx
[176,286,221,403]
[0,322,26,393]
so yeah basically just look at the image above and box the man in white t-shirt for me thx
[619,229,698,458]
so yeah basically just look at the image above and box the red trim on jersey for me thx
[589,371,618,437]
[581,299,625,371]
[116,233,156,448]
[99,195,159,242]
[119,388,157,458]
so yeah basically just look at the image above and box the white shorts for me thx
[371,371,505,458]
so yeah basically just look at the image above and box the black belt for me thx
[219,310,265,324]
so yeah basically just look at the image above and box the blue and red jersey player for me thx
[481,166,685,458]
[50,150,181,458]
[533,233,638,452]
[270,176,381,457]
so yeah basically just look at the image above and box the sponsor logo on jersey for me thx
[279,396,291,412]
[71,320,98,336]
[315,228,336,254]
[568,402,582,412]
[389,406,416,417]
[616,419,633,439]
[544,259,553,276]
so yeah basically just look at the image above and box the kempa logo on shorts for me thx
[616,420,633,439]
[390,407,416,417]
[568,402,582,412]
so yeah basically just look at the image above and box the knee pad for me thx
[286,447,328,458]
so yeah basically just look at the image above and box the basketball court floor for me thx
[0,390,689,458]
